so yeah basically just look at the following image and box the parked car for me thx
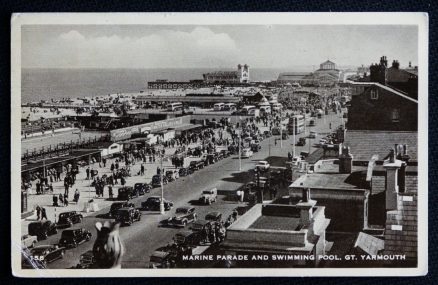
[178,167,193,177]
[115,207,141,226]
[205,211,223,222]
[21,234,38,249]
[241,148,253,158]
[148,250,176,268]
[117,186,137,200]
[142,196,173,211]
[296,137,306,146]
[189,160,204,171]
[58,228,92,248]
[77,250,96,269]
[173,230,201,247]
[109,201,135,218]
[57,211,83,228]
[250,143,261,152]
[151,175,168,187]
[167,207,197,227]
[134,183,151,195]
[199,188,217,205]
[28,220,58,241]
[22,245,65,268]
[255,161,270,171]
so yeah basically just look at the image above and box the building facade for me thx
[203,64,250,84]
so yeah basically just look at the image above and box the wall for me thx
[347,86,417,131]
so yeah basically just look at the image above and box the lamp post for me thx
[159,154,165,214]
[293,117,296,158]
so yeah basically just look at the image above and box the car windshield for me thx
[59,213,69,219]
[176,208,188,214]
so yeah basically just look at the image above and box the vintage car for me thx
[199,188,217,205]
[141,196,173,211]
[189,160,204,171]
[250,143,261,152]
[205,211,223,222]
[178,167,193,177]
[134,183,151,195]
[58,228,92,248]
[255,161,270,171]
[148,250,177,268]
[108,201,135,217]
[151,175,168,187]
[165,170,176,182]
[115,207,141,226]
[241,148,253,158]
[77,250,96,269]
[28,220,58,241]
[167,207,197,227]
[57,211,83,228]
[296,137,306,146]
[117,186,137,200]
[22,245,65,268]
[220,149,231,158]
[173,230,201,247]
[21,234,38,249]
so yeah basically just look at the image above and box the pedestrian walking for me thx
[64,193,69,206]
[53,194,58,207]
[41,207,47,220]
[103,158,107,168]
[86,167,90,180]
[140,164,145,176]
[59,193,64,206]
[74,189,80,203]
[36,205,41,221]
[108,185,113,199]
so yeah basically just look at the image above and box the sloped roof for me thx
[344,130,418,162]
[203,71,238,77]
[321,60,336,65]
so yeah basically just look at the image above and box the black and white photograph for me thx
[11,13,428,277]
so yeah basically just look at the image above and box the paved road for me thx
[24,112,343,269]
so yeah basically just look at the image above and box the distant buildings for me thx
[203,64,250,84]
[277,60,341,87]
[347,56,418,131]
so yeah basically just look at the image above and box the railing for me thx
[21,134,111,163]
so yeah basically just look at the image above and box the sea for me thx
[21,68,313,103]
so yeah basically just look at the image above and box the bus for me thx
[167,102,183,112]
[224,103,237,111]
[287,115,305,134]
[213,103,225,111]
[259,105,271,115]
[241,105,256,115]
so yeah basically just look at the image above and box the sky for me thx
[21,25,418,69]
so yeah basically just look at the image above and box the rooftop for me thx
[249,215,301,231]
[344,130,418,162]
[354,232,385,255]
[291,170,367,190]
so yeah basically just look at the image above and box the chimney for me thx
[392,60,400,69]
[339,146,353,174]
[409,61,412,68]
[383,150,403,211]
[237,64,242,72]
[296,188,316,225]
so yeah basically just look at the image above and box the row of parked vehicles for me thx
[23,212,92,268]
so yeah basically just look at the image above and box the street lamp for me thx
[159,154,165,214]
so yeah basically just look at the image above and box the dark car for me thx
[115,207,141,226]
[178,167,193,177]
[134,183,151,195]
[167,207,198,227]
[151,175,168,188]
[142,196,173,211]
[57,211,83,228]
[205,211,223,222]
[173,230,201,247]
[109,201,135,218]
[296,137,306,146]
[117,186,137,200]
[189,160,204,171]
[22,245,65,269]
[149,250,177,268]
[250,143,261,152]
[165,170,176,182]
[28,220,58,241]
[77,250,96,269]
[58,228,92,248]
[220,149,231,158]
